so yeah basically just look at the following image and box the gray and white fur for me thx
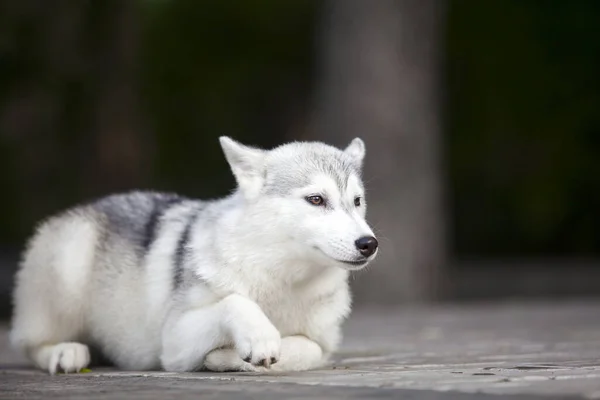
[10,136,379,374]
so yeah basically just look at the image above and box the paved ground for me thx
[1,300,599,399]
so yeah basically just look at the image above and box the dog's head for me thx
[219,136,378,271]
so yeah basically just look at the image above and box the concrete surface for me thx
[1,300,599,399]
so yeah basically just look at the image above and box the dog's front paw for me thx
[232,322,281,368]
[48,342,90,375]
[267,335,326,372]
[204,348,258,372]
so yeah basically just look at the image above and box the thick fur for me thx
[10,137,378,374]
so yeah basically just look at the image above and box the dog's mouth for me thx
[337,258,368,267]
[313,246,370,269]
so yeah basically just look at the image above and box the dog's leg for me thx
[204,348,259,372]
[205,335,324,373]
[160,293,281,372]
[29,343,91,375]
[10,214,96,374]
[269,335,325,372]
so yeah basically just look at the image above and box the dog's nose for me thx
[355,236,378,257]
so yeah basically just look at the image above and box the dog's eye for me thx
[306,195,325,206]
[354,197,361,207]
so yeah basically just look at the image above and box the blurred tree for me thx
[1,0,599,304]
[137,0,318,199]
[0,0,150,243]
[309,0,447,302]
[446,0,600,258]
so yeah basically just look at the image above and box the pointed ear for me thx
[219,136,266,198]
[344,138,366,167]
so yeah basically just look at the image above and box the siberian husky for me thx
[10,137,378,374]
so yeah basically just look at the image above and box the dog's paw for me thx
[48,342,91,375]
[232,322,281,368]
[204,348,258,372]
[267,335,326,372]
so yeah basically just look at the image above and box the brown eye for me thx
[354,197,361,207]
[306,195,325,206]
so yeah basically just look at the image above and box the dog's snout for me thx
[355,236,378,257]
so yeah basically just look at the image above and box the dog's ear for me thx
[219,136,266,199]
[344,138,366,168]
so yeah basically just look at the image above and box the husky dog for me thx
[10,137,378,374]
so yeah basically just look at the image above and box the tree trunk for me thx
[309,0,447,303]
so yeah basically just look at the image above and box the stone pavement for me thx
[1,300,599,399]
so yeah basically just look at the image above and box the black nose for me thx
[355,236,378,258]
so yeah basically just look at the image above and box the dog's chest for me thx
[234,265,347,335]
[248,282,316,336]
[257,292,311,336]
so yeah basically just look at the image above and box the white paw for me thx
[49,342,90,375]
[267,335,326,372]
[232,322,281,368]
[204,348,257,372]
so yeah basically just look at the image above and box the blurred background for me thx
[1,0,599,319]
